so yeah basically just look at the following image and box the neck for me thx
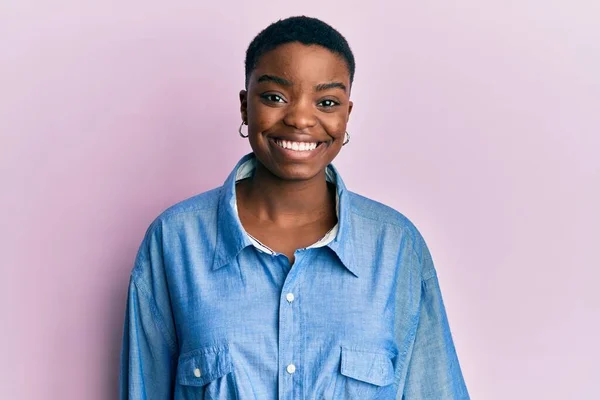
[237,161,335,227]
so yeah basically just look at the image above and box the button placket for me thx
[277,252,306,400]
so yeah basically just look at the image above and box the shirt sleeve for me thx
[119,223,178,399]
[400,238,469,399]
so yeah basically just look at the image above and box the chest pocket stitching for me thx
[176,345,233,387]
[340,347,395,387]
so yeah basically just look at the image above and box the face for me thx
[239,42,353,182]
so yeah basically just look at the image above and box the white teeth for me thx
[275,139,319,152]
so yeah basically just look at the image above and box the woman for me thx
[120,16,469,399]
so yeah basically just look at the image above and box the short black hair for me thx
[244,16,355,88]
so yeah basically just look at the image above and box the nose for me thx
[283,99,317,130]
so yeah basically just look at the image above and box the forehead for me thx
[251,42,351,86]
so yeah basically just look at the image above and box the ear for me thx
[347,100,353,121]
[239,90,248,123]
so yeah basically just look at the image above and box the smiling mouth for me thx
[273,139,324,152]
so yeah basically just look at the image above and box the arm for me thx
[401,238,469,399]
[119,224,178,399]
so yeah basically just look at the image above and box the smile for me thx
[274,139,320,152]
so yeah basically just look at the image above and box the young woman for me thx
[120,16,469,400]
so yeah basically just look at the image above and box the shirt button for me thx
[193,368,202,378]
[286,292,295,303]
[286,364,296,374]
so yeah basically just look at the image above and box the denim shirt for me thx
[119,153,469,400]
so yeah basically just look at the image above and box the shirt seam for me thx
[422,269,437,282]
[131,273,178,353]
[349,208,436,284]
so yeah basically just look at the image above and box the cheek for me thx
[322,115,348,138]
[248,102,281,132]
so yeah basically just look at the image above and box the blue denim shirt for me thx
[119,153,469,399]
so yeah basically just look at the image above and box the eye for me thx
[318,99,340,108]
[261,94,286,103]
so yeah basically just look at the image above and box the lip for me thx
[268,137,327,161]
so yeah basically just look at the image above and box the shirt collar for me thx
[212,153,358,276]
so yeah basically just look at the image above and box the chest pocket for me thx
[334,347,396,399]
[176,345,239,400]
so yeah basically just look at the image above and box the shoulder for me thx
[159,186,222,221]
[149,186,223,229]
[135,186,223,255]
[347,191,429,262]
[348,191,420,235]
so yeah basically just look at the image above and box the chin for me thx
[269,163,324,182]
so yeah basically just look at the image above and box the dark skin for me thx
[237,42,353,264]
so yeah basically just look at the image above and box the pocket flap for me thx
[340,347,395,387]
[176,346,233,387]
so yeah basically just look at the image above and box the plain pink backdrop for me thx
[1,1,599,399]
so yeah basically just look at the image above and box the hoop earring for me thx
[239,121,249,138]
[343,131,350,146]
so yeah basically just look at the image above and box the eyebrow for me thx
[315,82,347,93]
[257,74,292,86]
[256,74,348,93]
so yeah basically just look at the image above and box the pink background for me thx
[1,1,599,399]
